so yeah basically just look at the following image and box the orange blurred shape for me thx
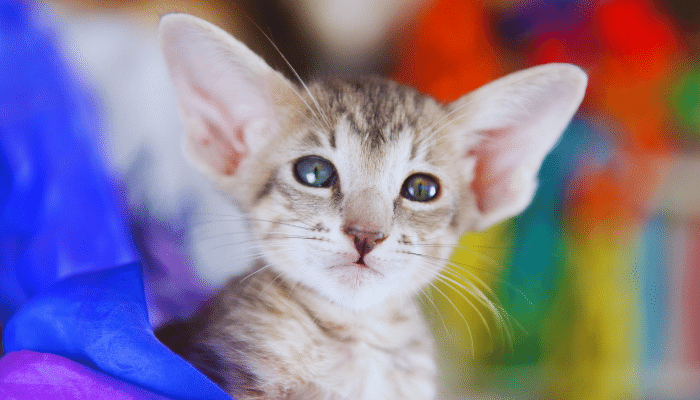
[393,0,501,102]
[597,61,673,152]
[567,152,671,234]
[567,169,634,237]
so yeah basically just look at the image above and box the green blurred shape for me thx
[670,66,700,140]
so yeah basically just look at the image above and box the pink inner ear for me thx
[472,150,517,217]
[471,154,491,214]
[470,128,519,215]
[468,123,550,231]
[196,120,247,176]
[184,82,250,177]
[161,15,293,179]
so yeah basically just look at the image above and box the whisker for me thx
[285,280,300,300]
[469,245,511,250]
[417,286,451,341]
[445,260,533,309]
[436,268,517,350]
[431,272,492,338]
[193,211,314,230]
[441,265,526,339]
[411,240,504,271]
[249,21,332,131]
[194,218,312,233]
[255,206,318,229]
[240,263,274,282]
[404,252,498,298]
[286,101,326,132]
[199,246,299,269]
[196,230,252,241]
[414,259,499,329]
[426,281,474,360]
[409,253,526,348]
[206,235,313,251]
[452,246,503,273]
[415,98,479,150]
[407,250,533,310]
[232,244,301,258]
[258,271,286,299]
[439,267,500,312]
[196,227,319,242]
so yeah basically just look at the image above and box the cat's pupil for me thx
[402,174,439,202]
[294,155,336,188]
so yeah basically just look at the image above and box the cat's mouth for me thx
[325,253,384,282]
[328,258,382,277]
[331,261,375,272]
[353,260,369,268]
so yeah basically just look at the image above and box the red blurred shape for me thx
[595,0,680,78]
[533,37,567,64]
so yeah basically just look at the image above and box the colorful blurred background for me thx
[1,0,699,398]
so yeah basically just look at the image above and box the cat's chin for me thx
[314,263,398,311]
[331,262,381,283]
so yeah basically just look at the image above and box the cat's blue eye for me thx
[402,173,439,202]
[294,155,337,188]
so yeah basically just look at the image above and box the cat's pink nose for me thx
[343,226,387,263]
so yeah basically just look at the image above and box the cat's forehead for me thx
[303,76,444,153]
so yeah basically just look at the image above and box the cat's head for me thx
[159,14,587,311]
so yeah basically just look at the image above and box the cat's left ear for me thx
[450,64,587,231]
[159,14,298,181]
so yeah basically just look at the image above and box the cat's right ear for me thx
[159,14,297,180]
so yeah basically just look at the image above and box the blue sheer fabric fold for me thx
[4,262,231,400]
[0,1,232,398]
[0,0,137,323]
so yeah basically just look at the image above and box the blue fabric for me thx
[4,263,232,400]
[0,0,137,323]
[0,2,232,399]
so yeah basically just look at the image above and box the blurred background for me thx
[1,0,699,398]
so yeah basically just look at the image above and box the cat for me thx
[155,13,587,400]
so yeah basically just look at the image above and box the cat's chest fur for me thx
[180,265,435,400]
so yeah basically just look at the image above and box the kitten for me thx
[156,14,587,400]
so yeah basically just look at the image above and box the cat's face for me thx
[240,78,473,310]
[159,14,587,310]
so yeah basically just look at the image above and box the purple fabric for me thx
[0,350,170,400]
